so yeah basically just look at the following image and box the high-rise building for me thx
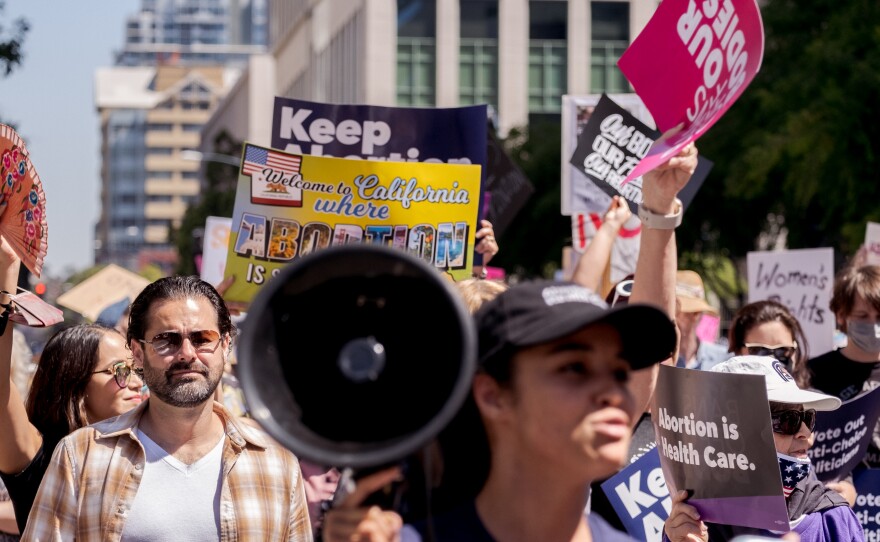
[95,0,267,271]
[117,0,267,67]
[203,0,655,151]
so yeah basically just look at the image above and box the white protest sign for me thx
[747,248,835,356]
[866,222,880,266]
[200,216,232,287]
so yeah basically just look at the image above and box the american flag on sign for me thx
[778,455,809,498]
[242,145,302,177]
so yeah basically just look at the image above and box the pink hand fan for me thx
[0,124,48,277]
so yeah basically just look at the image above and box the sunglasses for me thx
[139,329,222,357]
[771,408,816,435]
[744,343,797,363]
[93,361,142,389]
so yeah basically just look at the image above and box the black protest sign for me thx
[809,387,880,482]
[653,365,789,531]
[484,125,534,237]
[569,94,712,214]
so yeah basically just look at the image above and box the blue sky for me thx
[0,1,140,277]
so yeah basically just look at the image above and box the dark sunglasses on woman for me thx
[745,343,797,364]
[771,408,816,435]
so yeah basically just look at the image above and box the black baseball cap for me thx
[475,280,677,370]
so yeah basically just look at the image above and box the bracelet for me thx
[638,198,683,230]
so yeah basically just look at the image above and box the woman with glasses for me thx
[0,238,143,534]
[728,300,811,387]
[664,356,863,542]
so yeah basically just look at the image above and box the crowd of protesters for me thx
[0,139,875,542]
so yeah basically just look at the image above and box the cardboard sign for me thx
[561,94,653,216]
[653,365,789,531]
[223,144,481,302]
[569,94,713,214]
[56,264,150,321]
[747,248,835,356]
[808,388,880,482]
[617,0,764,182]
[854,468,880,537]
[200,216,232,287]
[601,448,670,542]
[866,222,880,266]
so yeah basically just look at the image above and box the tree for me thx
[679,0,880,267]
[0,1,27,77]
[173,130,241,275]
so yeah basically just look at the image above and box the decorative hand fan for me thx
[0,124,47,277]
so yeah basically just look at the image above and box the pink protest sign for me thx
[696,313,721,343]
[618,0,765,182]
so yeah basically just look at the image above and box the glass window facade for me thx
[397,0,436,106]
[528,1,567,114]
[590,2,630,93]
[459,0,498,109]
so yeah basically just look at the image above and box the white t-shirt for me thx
[120,429,224,541]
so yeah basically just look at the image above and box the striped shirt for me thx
[22,401,312,541]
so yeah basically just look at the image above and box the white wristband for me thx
[638,198,683,229]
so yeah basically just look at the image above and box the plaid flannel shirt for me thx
[22,401,312,541]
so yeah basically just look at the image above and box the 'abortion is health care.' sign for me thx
[747,248,835,356]
[653,365,788,531]
[617,0,764,182]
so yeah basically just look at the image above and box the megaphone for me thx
[236,244,477,469]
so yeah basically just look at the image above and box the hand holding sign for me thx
[617,0,764,182]
[641,137,699,215]
[665,490,707,542]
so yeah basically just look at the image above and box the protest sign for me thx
[854,469,880,539]
[866,222,880,266]
[696,314,721,343]
[561,94,652,216]
[484,126,533,236]
[570,211,642,287]
[200,216,232,287]
[569,94,713,214]
[747,248,835,356]
[271,97,487,262]
[223,143,481,303]
[654,365,789,531]
[601,448,670,542]
[617,0,764,183]
[808,388,880,482]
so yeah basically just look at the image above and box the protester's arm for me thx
[663,490,707,542]
[570,196,631,293]
[323,467,403,542]
[0,235,42,475]
[472,220,500,278]
[629,140,698,318]
[20,439,78,541]
[0,500,18,535]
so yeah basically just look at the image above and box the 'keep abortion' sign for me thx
[601,448,670,542]
[654,365,788,531]
[617,0,764,182]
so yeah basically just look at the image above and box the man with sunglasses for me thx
[664,355,863,542]
[23,276,312,541]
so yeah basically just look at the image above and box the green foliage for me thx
[0,1,27,77]
[680,0,880,264]
[491,120,570,279]
[174,131,241,275]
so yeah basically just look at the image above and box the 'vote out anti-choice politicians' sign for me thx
[809,388,880,482]
[854,469,880,539]
[747,248,835,356]
[222,144,481,303]
[617,0,764,182]
[653,365,789,531]
[601,448,671,542]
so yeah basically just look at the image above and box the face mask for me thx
[847,320,880,354]
[777,452,811,498]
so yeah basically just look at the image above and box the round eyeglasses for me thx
[92,361,142,389]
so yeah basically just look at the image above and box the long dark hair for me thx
[26,324,120,439]
[728,300,810,387]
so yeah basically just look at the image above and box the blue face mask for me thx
[777,452,811,498]
[847,320,880,354]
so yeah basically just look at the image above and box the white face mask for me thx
[847,320,880,354]
[777,452,811,498]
